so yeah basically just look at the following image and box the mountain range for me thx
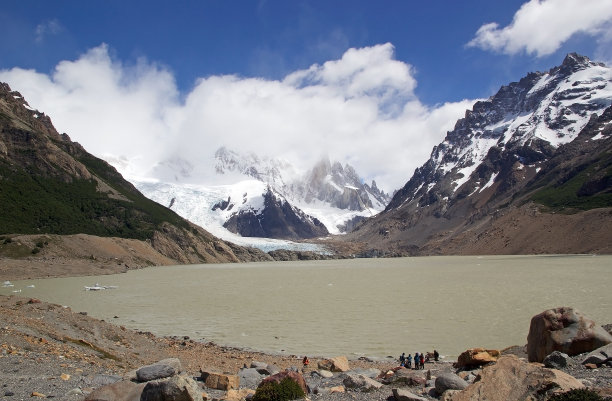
[1,53,611,268]
[344,53,612,256]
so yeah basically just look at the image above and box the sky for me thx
[1,0,611,193]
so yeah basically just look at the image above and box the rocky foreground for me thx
[1,296,611,401]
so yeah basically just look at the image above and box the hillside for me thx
[0,82,271,276]
[343,54,612,256]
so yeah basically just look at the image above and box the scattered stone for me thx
[342,373,383,392]
[330,385,345,393]
[137,363,178,382]
[527,307,612,362]
[544,351,573,369]
[66,388,83,396]
[451,355,584,401]
[392,388,427,401]
[582,343,612,366]
[141,375,202,401]
[61,373,71,381]
[439,389,460,401]
[4,391,15,396]
[455,348,500,368]
[435,372,468,394]
[317,356,350,372]
[200,370,239,391]
[584,363,598,370]
[31,392,46,397]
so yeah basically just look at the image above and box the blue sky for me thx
[1,0,611,191]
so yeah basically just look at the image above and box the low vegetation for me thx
[548,389,605,401]
[252,378,306,401]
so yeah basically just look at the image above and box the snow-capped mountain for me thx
[348,53,612,255]
[134,147,390,246]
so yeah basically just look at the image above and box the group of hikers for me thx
[399,350,439,369]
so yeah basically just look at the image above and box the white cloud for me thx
[468,0,612,57]
[35,19,63,43]
[0,43,474,193]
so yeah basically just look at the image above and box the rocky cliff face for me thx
[347,54,612,255]
[223,187,329,240]
[0,82,269,265]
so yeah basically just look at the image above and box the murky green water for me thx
[2,255,610,360]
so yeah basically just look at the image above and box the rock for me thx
[451,355,584,401]
[527,307,612,362]
[84,380,147,401]
[392,388,427,401]
[200,370,239,391]
[584,363,598,370]
[455,348,500,368]
[66,388,83,396]
[582,343,612,366]
[141,375,203,401]
[238,368,263,389]
[257,370,308,396]
[440,390,460,401]
[342,374,382,392]
[544,351,573,369]
[316,369,334,378]
[249,361,278,375]
[317,356,350,372]
[31,392,46,398]
[434,372,468,394]
[383,369,426,386]
[137,358,183,382]
[330,386,345,393]
[225,389,255,401]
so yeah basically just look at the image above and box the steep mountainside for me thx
[0,82,270,272]
[346,54,612,255]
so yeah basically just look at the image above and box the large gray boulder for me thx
[238,368,264,389]
[527,307,612,362]
[136,358,183,382]
[434,372,468,394]
[140,375,202,401]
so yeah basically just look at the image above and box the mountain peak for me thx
[558,53,601,74]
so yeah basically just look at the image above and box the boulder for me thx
[392,388,427,401]
[140,375,203,401]
[136,358,181,383]
[455,348,500,368]
[317,356,350,372]
[342,374,383,392]
[527,307,612,362]
[200,370,239,391]
[84,380,146,401]
[382,369,426,386]
[238,368,263,389]
[451,355,583,401]
[316,369,334,378]
[582,343,612,366]
[434,372,468,394]
[225,389,255,401]
[250,361,279,375]
[257,370,307,395]
[543,351,574,369]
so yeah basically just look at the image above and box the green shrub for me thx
[548,389,604,401]
[252,378,305,401]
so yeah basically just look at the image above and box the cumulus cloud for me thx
[468,0,612,57]
[0,43,474,192]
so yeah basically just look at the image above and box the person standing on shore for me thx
[399,352,405,366]
[414,353,419,370]
[302,356,309,372]
[406,353,412,369]
[433,349,439,362]
[419,353,425,369]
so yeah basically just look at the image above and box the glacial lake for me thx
[2,255,610,360]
